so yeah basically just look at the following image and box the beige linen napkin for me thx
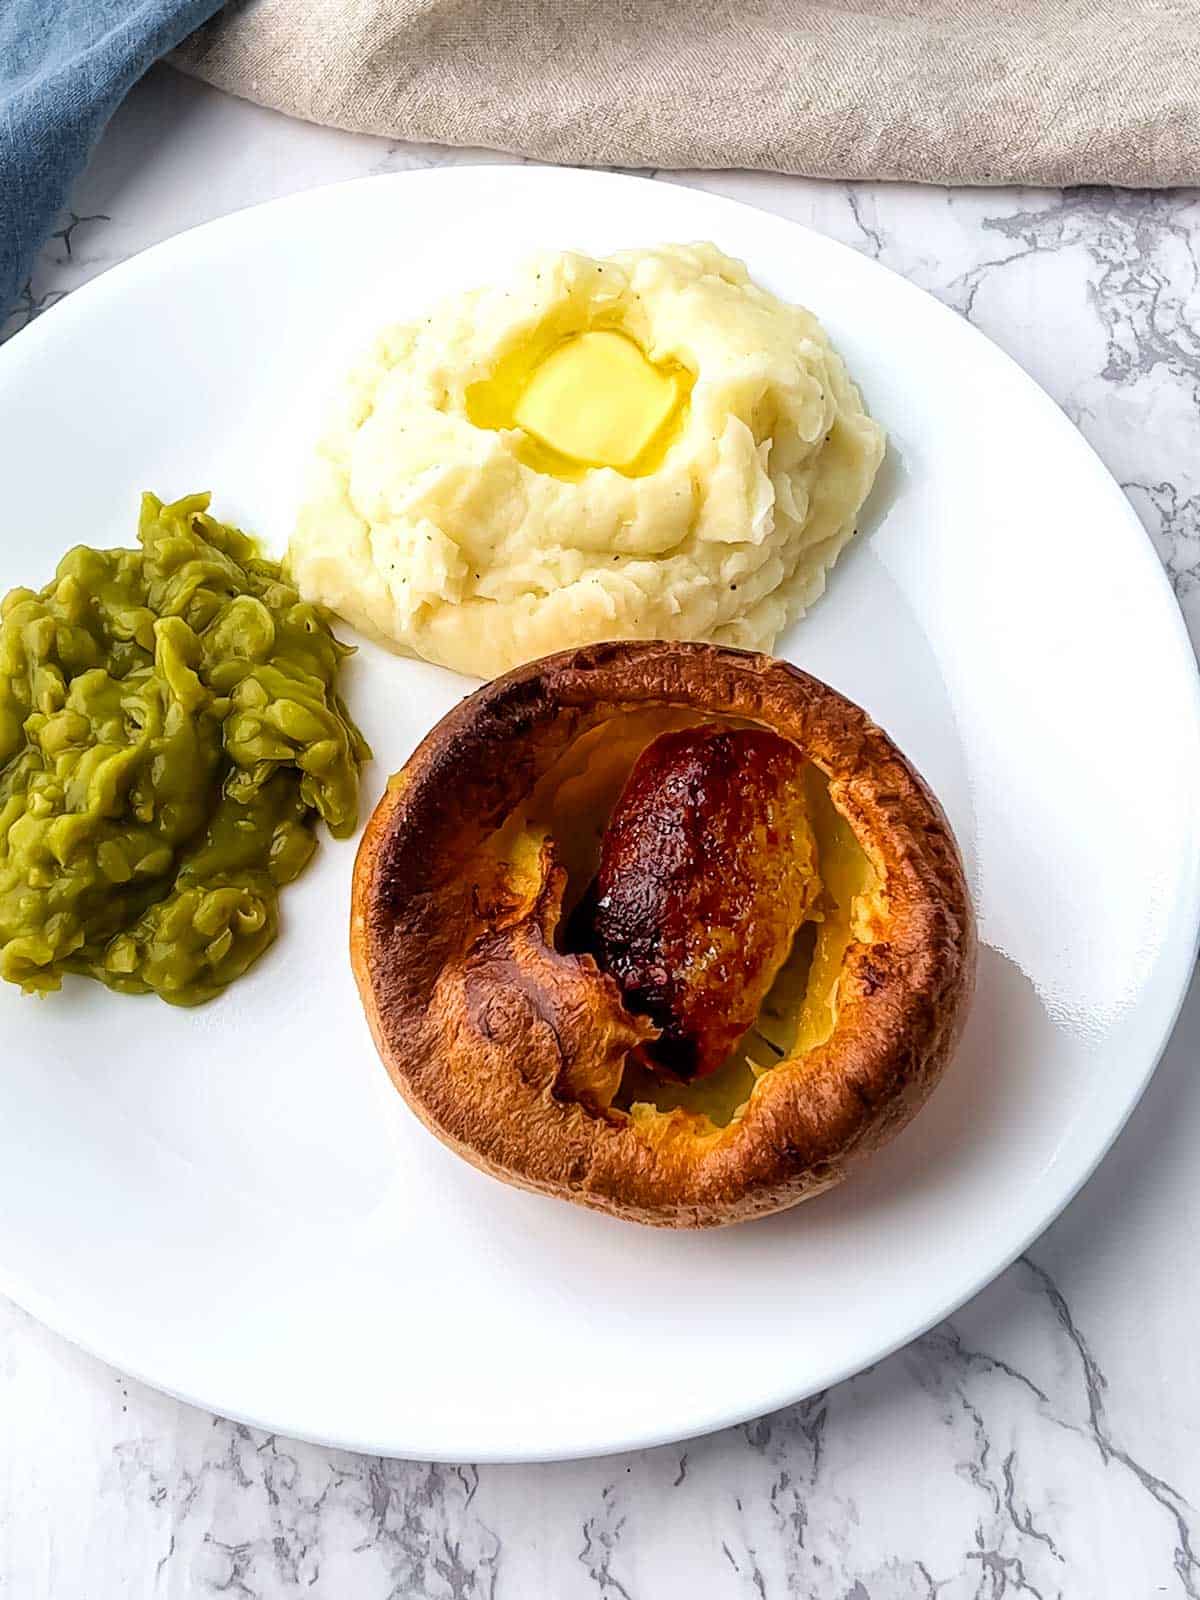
[174,0,1200,187]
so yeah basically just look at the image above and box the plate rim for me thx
[1,162,1198,1462]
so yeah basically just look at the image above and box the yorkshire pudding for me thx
[351,642,975,1228]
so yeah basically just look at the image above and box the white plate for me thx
[0,167,1197,1463]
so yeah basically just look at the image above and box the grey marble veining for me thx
[2,62,1199,1600]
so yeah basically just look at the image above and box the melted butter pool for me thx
[466,328,693,480]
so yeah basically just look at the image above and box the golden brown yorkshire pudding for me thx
[351,642,975,1228]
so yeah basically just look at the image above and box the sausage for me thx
[575,722,818,1080]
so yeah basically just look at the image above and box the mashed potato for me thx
[290,243,885,679]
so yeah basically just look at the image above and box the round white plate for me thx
[0,167,1197,1463]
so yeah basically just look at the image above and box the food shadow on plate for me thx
[769,442,925,708]
[697,943,1049,1250]
[410,943,1042,1270]
[784,435,907,624]
[854,434,906,546]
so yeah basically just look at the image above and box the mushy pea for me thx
[0,492,369,1005]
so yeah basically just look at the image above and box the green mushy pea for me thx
[0,492,370,1004]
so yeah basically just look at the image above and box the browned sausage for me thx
[574,722,817,1080]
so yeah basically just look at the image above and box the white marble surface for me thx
[4,63,1200,1600]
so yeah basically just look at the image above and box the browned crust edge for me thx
[351,641,976,1228]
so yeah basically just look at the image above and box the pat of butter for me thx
[512,331,683,471]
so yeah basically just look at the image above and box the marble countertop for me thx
[4,64,1200,1600]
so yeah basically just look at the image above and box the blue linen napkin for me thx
[1,0,221,322]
